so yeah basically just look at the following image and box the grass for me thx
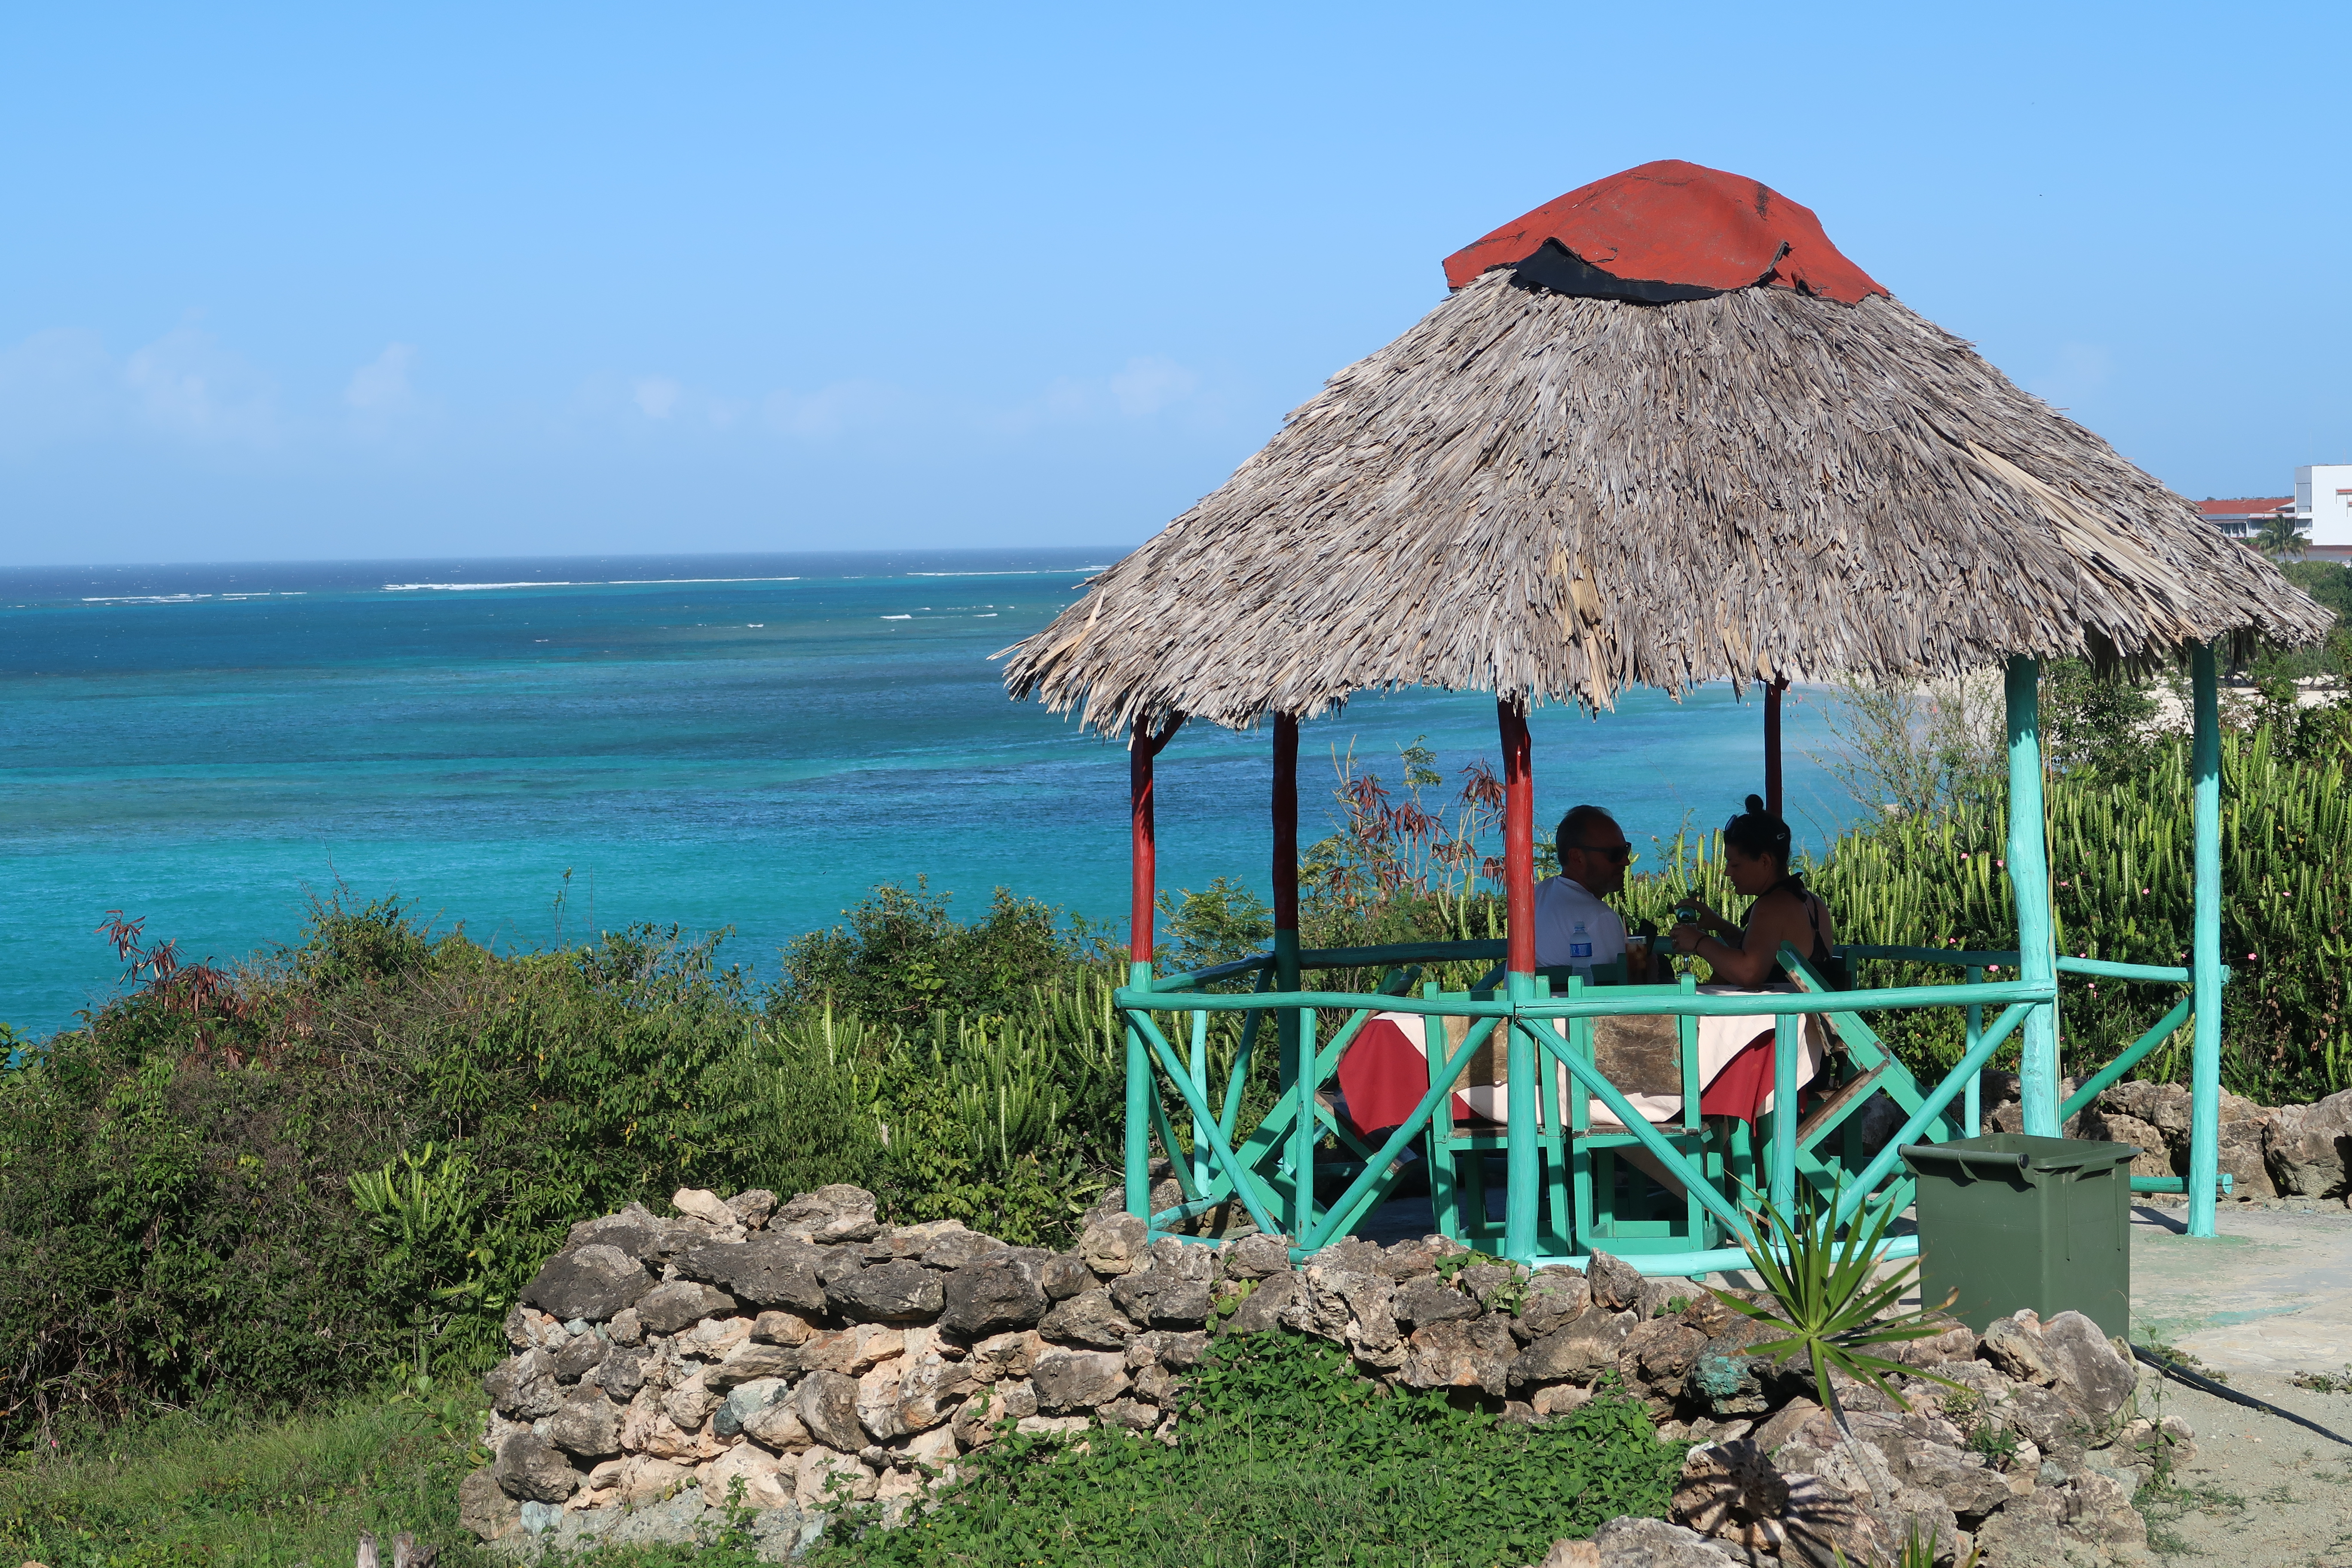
[0,1332,1686,1568]
[0,1393,480,1568]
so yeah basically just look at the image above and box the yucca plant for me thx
[1712,1183,1962,1433]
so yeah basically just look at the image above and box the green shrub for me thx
[808,1329,1684,1567]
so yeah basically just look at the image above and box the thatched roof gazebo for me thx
[1002,160,2328,1267]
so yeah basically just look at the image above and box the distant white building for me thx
[2295,465,2352,562]
[2196,469,2352,563]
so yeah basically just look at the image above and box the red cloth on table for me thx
[1334,1019,1788,1139]
[1334,1017,1477,1139]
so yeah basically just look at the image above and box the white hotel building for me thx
[2197,466,2352,563]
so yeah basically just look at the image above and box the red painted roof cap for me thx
[1443,159,1886,305]
[2198,497,2293,516]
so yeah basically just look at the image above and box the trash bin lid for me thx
[1901,1132,2141,1178]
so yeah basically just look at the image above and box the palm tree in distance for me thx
[2257,510,2309,560]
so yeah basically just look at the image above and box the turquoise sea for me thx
[0,549,1860,1038]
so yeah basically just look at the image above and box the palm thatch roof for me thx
[1003,187,2329,740]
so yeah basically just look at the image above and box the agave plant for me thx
[1712,1183,1963,1431]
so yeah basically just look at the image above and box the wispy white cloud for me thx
[634,376,682,419]
[346,343,418,412]
[761,379,905,439]
[123,324,279,445]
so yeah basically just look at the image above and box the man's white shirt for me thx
[1532,875,1628,970]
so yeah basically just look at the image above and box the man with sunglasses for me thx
[1534,804,1632,974]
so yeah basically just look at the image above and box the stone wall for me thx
[462,1182,2192,1565]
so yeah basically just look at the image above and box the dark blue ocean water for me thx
[0,549,1859,1038]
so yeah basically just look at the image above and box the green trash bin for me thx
[1899,1133,2140,1341]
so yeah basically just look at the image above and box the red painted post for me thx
[1764,680,1785,819]
[1126,717,1182,1222]
[1498,700,1535,977]
[1130,721,1182,968]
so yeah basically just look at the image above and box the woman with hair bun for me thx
[1669,794,1844,989]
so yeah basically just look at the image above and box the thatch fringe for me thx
[1002,273,2329,737]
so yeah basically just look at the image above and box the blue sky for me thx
[3,3,2346,566]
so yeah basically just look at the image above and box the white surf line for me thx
[382,581,578,591]
[605,576,802,584]
[83,594,213,603]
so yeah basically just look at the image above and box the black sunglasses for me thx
[1571,842,1632,863]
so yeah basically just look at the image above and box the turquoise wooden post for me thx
[2006,657,2061,1136]
[1771,1012,1800,1216]
[1499,699,1540,1262]
[2189,643,2223,1237]
[1965,965,1985,1137]
[1189,1010,1211,1197]
[1292,1006,1319,1238]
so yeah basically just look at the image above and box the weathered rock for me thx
[1672,1440,1788,1540]
[769,1184,882,1244]
[1401,1315,1517,1396]
[796,1446,879,1505]
[1980,1312,2058,1385]
[2061,1466,2150,1553]
[1618,1318,1704,1394]
[1039,1252,1095,1299]
[550,1330,608,1384]
[459,1467,522,1541]
[594,1344,648,1400]
[493,1430,579,1503]
[896,1359,976,1431]
[906,1219,1002,1271]
[1455,1261,1522,1310]
[1876,1433,2012,1522]
[1032,1348,1131,1412]
[952,1378,1036,1446]
[1326,1269,1402,1355]
[2040,1310,2135,1421]
[1393,1273,1479,1328]
[856,1361,910,1441]
[634,1280,736,1335]
[671,1187,733,1225]
[674,1234,830,1314]
[726,1188,778,1229]
[1591,1514,1740,1566]
[968,1329,1047,1383]
[658,1367,722,1432]
[828,1259,946,1323]
[700,1442,794,1510]
[1517,1268,1593,1338]
[1219,1269,1301,1335]
[2217,1111,2279,1200]
[1039,1288,1141,1348]
[940,1253,1050,1336]
[711,1375,790,1439]
[520,1243,654,1324]
[798,1322,906,1375]
[797,1369,865,1452]
[1973,1488,2063,1566]
[1100,1396,1160,1432]
[1109,1267,1213,1329]
[1779,1472,1883,1568]
[1078,1211,1148,1276]
[2268,1087,2352,1197]
[1219,1232,1293,1280]
[1994,1384,2084,1452]
[547,1386,622,1458]
[752,1310,815,1346]
[561,1204,668,1263]
[705,1339,798,1393]
[741,1396,813,1453]
[484,1348,563,1420]
[1583,1249,1643,1311]
[606,1307,643,1345]
[1376,1238,1441,1281]
[1513,1308,1635,1384]
[2079,1109,2177,1179]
